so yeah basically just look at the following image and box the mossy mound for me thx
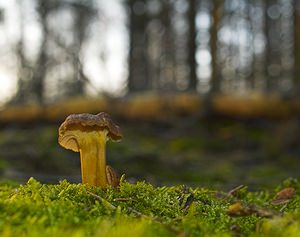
[0,178,300,236]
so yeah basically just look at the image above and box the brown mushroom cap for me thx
[58,112,123,151]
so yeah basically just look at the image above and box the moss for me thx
[0,178,300,236]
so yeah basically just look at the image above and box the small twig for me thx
[182,194,195,212]
[113,197,133,202]
[126,206,180,234]
[279,203,288,212]
[227,185,246,197]
[87,191,116,210]
[127,207,147,218]
[87,191,182,235]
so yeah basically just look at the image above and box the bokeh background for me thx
[0,0,299,190]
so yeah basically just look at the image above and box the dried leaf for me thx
[227,202,277,218]
[227,202,253,217]
[254,208,277,218]
[272,187,295,205]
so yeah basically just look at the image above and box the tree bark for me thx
[70,3,94,96]
[31,1,50,104]
[209,0,222,94]
[187,0,198,90]
[127,0,149,92]
[14,1,27,104]
[295,0,300,94]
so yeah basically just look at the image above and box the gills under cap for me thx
[58,112,123,152]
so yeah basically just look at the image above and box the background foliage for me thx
[0,0,299,104]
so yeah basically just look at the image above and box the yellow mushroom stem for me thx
[68,129,109,186]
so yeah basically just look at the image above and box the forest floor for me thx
[0,93,300,236]
[0,93,299,190]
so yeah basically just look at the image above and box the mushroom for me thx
[58,112,122,187]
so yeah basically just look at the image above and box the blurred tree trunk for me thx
[209,0,223,94]
[127,0,149,92]
[187,0,198,90]
[127,0,136,92]
[201,0,223,117]
[69,2,95,96]
[246,1,255,89]
[14,1,28,104]
[160,0,176,90]
[264,0,271,92]
[295,0,300,94]
[264,0,282,92]
[31,1,51,104]
[71,6,87,96]
[15,40,27,103]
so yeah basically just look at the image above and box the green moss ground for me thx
[0,177,300,236]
